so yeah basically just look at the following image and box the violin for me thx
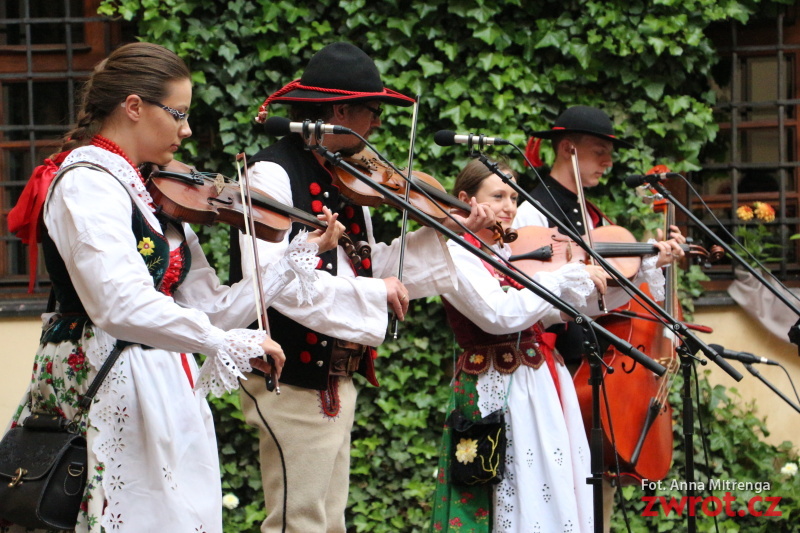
[143,161,371,267]
[507,225,716,280]
[334,149,517,243]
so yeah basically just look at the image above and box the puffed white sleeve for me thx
[175,226,320,330]
[441,240,558,335]
[243,161,390,347]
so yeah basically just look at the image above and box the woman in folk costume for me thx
[430,158,613,533]
[1,42,342,533]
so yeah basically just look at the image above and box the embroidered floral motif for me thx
[455,438,478,464]
[469,354,484,365]
[137,237,155,256]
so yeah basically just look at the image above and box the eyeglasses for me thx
[143,99,190,123]
[361,104,383,119]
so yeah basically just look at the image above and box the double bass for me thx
[572,172,712,485]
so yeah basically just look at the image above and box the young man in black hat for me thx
[237,42,493,533]
[513,105,685,531]
[514,105,686,353]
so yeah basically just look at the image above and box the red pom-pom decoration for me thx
[311,200,323,213]
[524,136,543,168]
[300,351,312,364]
[309,182,322,195]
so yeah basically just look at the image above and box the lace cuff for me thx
[194,328,267,397]
[533,262,595,307]
[256,230,319,307]
[285,230,319,305]
[640,245,666,301]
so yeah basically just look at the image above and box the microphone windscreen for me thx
[624,175,645,187]
[434,130,457,147]
[263,116,291,136]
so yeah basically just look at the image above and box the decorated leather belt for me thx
[329,340,367,377]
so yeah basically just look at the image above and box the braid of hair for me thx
[60,108,99,152]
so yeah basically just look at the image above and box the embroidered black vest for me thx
[241,135,374,391]
[41,165,190,344]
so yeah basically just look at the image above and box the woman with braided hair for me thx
[2,42,342,533]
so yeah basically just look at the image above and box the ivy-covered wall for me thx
[99,1,799,531]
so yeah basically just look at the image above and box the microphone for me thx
[708,344,779,365]
[433,130,511,147]
[624,172,682,187]
[263,116,352,136]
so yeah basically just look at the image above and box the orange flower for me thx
[753,202,776,222]
[736,205,754,221]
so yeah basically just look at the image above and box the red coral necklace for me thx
[91,135,154,210]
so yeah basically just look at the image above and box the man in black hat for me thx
[237,42,492,533]
[514,105,686,348]
[512,105,685,531]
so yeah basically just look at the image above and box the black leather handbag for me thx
[0,414,87,529]
[0,339,128,529]
[448,408,507,486]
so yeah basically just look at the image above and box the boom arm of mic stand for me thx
[312,145,667,377]
[475,153,743,381]
[743,364,800,413]
[648,179,800,318]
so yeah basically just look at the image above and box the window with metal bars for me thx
[0,0,125,312]
[687,10,800,291]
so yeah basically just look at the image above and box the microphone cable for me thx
[238,377,288,533]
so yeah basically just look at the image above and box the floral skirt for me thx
[430,372,493,532]
[1,316,223,533]
[1,321,106,532]
[430,363,593,533]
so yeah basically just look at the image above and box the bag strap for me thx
[77,340,132,412]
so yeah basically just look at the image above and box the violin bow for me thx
[391,94,421,339]
[236,152,280,394]
[569,144,608,313]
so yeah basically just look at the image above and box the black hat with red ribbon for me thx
[255,42,414,123]
[524,105,633,167]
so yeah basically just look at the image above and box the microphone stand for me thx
[678,343,698,533]
[645,178,800,351]
[309,143,668,376]
[743,363,800,413]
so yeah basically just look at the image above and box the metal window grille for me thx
[689,11,800,287]
[0,0,119,304]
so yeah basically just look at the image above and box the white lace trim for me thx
[61,145,158,221]
[83,327,131,532]
[284,230,319,305]
[641,241,666,301]
[194,328,267,397]
[533,262,595,307]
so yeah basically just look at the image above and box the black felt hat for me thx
[529,105,634,149]
[255,42,414,123]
